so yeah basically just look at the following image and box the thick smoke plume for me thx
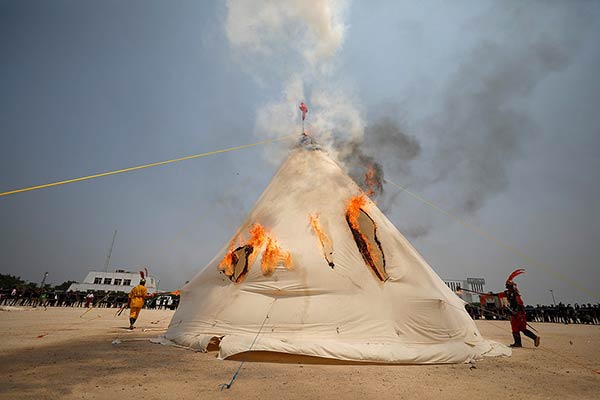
[224,1,591,239]
[225,0,346,71]
[414,3,589,216]
[225,0,364,164]
[336,116,421,199]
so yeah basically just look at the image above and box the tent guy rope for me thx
[0,134,296,198]
[220,298,277,390]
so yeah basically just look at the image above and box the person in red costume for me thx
[498,269,541,348]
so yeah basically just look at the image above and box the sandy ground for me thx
[0,307,598,400]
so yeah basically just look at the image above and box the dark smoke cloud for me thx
[403,225,431,240]
[339,3,592,241]
[334,116,421,199]
[420,4,590,215]
[335,141,384,197]
[365,116,421,165]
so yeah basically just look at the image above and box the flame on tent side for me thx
[219,223,292,280]
[309,213,334,267]
[309,214,331,250]
[218,225,266,277]
[218,242,236,276]
[262,236,279,275]
[218,231,244,276]
[247,224,267,247]
[218,226,245,273]
[262,236,292,275]
[346,195,368,230]
[246,224,267,267]
[284,252,294,269]
[345,195,381,269]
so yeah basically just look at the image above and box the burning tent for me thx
[163,142,509,363]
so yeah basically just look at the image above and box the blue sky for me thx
[1,1,599,305]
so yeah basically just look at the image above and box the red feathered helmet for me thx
[139,269,147,285]
[506,268,525,289]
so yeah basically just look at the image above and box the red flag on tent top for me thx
[299,102,308,121]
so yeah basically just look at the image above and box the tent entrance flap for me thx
[346,208,388,281]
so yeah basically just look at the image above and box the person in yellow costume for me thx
[128,278,151,330]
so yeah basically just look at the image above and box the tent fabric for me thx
[164,145,510,363]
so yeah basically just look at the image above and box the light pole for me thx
[39,272,48,289]
[549,289,556,305]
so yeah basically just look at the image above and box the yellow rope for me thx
[385,178,599,300]
[0,134,296,197]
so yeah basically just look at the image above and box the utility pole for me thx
[39,271,48,289]
[550,289,556,305]
[104,229,118,273]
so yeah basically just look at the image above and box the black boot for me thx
[129,317,136,330]
[522,329,540,346]
[510,332,522,347]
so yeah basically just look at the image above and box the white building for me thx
[68,269,158,293]
[443,277,485,303]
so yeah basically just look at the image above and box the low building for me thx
[68,269,158,293]
[443,277,485,303]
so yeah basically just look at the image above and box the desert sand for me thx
[0,306,598,400]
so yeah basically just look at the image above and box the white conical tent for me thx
[164,144,510,363]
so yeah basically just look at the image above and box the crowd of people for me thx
[0,288,179,310]
[525,303,600,324]
[2,286,598,326]
[466,301,600,325]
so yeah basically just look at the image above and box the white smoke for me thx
[225,0,347,69]
[225,0,364,162]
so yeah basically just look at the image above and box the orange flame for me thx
[309,214,332,250]
[246,224,267,267]
[247,224,267,248]
[364,164,378,197]
[262,235,293,275]
[219,223,292,279]
[345,195,380,266]
[284,252,294,270]
[218,235,239,277]
[309,213,334,267]
[262,236,281,275]
[346,195,368,230]
[218,225,265,277]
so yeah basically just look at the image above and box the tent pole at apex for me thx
[299,101,308,134]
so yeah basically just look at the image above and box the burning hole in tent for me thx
[219,223,293,283]
[227,245,253,283]
[345,195,388,281]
